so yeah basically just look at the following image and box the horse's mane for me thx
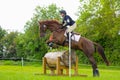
[39,20,64,32]
[39,20,61,25]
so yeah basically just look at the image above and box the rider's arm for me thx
[61,20,67,29]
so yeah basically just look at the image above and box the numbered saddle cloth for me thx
[64,32,81,42]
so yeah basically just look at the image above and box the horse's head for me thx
[39,21,47,37]
[38,20,62,37]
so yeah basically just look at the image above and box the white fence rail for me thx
[0,57,42,66]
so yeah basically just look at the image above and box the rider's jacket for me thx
[62,15,75,28]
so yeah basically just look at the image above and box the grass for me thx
[0,64,120,80]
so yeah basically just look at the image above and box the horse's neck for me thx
[48,25,60,32]
[54,29,65,40]
[56,29,65,33]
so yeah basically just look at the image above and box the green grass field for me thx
[0,64,120,80]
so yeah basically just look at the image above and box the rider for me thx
[59,10,76,41]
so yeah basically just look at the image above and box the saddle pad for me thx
[64,33,81,42]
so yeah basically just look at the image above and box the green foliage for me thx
[0,26,7,40]
[1,32,18,58]
[15,4,61,60]
[0,26,7,57]
[76,0,120,65]
[34,4,61,21]
[1,1,120,66]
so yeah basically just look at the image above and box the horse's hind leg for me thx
[89,56,100,77]
[83,49,100,77]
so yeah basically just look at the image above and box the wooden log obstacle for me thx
[43,50,78,75]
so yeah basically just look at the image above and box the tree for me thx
[0,26,7,58]
[1,31,18,58]
[15,4,61,59]
[76,0,120,65]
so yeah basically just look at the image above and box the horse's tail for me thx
[93,42,110,66]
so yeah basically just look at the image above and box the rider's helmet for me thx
[59,10,67,15]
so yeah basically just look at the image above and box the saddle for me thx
[64,32,81,42]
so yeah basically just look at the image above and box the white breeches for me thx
[66,23,76,33]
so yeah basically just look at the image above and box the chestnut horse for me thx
[39,20,109,77]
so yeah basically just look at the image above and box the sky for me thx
[0,0,80,32]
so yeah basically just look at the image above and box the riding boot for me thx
[66,33,69,42]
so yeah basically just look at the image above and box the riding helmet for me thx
[59,10,67,15]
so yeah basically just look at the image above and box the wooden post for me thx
[56,57,60,75]
[60,69,63,75]
[43,57,46,74]
[50,69,55,75]
[66,68,69,75]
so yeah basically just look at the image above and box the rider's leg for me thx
[66,23,76,42]
[66,32,69,42]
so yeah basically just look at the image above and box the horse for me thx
[39,20,109,77]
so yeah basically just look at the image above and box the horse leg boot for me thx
[93,65,100,77]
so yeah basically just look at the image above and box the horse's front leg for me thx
[46,39,53,47]
[46,39,59,48]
